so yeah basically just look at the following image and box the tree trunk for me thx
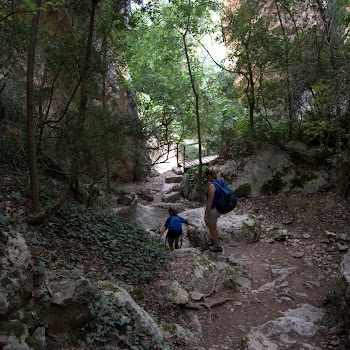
[315,0,342,150]
[182,32,204,200]
[26,0,42,214]
[28,0,99,224]
[101,36,111,193]
[275,0,293,140]
[247,65,255,135]
[244,42,255,136]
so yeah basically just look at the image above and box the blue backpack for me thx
[213,180,238,214]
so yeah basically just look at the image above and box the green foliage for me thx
[131,287,145,301]
[234,183,252,198]
[0,320,25,338]
[0,215,9,229]
[302,119,337,153]
[183,166,208,191]
[126,0,239,157]
[125,10,194,146]
[43,199,169,284]
[290,173,318,190]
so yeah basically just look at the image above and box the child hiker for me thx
[160,206,199,251]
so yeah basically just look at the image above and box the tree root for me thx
[209,298,236,308]
[204,274,220,298]
[181,273,259,323]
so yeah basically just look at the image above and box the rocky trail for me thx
[2,164,350,350]
[117,170,350,349]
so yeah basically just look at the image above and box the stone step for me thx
[165,170,183,184]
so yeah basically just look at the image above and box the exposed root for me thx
[204,274,220,298]
[45,276,53,297]
[276,292,298,301]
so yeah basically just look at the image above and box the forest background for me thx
[2,0,350,348]
[1,0,350,218]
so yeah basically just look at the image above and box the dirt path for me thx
[115,173,350,349]
[189,193,349,349]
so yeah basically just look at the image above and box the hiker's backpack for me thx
[167,216,183,235]
[213,180,238,214]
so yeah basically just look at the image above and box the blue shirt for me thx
[164,215,188,234]
[206,178,227,209]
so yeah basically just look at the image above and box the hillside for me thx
[1,165,350,349]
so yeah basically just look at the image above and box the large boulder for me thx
[35,276,97,344]
[237,304,328,349]
[97,281,170,349]
[0,233,34,320]
[217,142,329,198]
[0,231,171,350]
[178,207,261,248]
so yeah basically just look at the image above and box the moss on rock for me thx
[0,319,25,338]
[261,167,291,195]
[234,183,252,198]
[290,173,318,189]
[189,255,216,272]
[242,215,261,242]
[131,287,145,301]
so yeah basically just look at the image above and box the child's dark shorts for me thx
[167,230,182,244]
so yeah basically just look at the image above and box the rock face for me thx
[38,2,151,185]
[0,233,33,320]
[0,233,97,349]
[217,141,329,197]
[97,281,170,349]
[0,232,171,350]
[180,141,329,200]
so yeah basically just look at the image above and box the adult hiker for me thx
[204,166,226,252]
[160,206,199,252]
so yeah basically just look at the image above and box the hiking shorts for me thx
[167,230,182,244]
[206,207,221,224]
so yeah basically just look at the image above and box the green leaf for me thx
[11,191,21,199]
[0,215,9,228]
[30,237,41,245]
[141,339,152,349]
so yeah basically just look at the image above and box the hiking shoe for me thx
[208,245,223,253]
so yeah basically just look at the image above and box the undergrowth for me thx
[34,199,169,285]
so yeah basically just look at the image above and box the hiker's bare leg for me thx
[174,237,179,249]
[206,222,220,246]
[169,241,175,251]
